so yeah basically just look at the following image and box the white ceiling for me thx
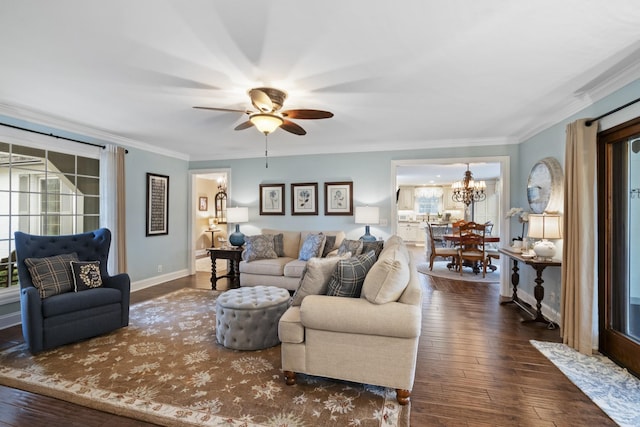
[1,1,640,164]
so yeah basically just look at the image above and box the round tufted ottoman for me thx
[215,285,290,350]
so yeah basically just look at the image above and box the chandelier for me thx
[451,164,486,206]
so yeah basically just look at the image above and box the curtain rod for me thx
[0,121,128,153]
[586,96,640,126]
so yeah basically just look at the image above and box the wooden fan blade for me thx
[249,89,273,112]
[234,120,255,131]
[281,109,333,119]
[281,120,306,135]
[193,106,249,114]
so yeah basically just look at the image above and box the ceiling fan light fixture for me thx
[249,113,284,134]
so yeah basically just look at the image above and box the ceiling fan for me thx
[193,87,333,136]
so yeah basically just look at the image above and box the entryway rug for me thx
[531,340,640,427]
[416,260,500,283]
[0,289,408,427]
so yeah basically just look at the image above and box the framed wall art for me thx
[291,182,318,215]
[260,183,285,215]
[146,173,169,236]
[324,181,353,215]
[198,196,208,211]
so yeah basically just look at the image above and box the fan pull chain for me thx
[264,133,269,168]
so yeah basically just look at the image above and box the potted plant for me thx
[505,207,529,244]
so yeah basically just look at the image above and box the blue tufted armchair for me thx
[14,228,130,353]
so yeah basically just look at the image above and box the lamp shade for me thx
[226,207,249,224]
[249,113,283,134]
[355,206,380,225]
[527,214,562,239]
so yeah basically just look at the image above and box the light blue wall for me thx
[125,147,189,282]
[514,79,640,313]
[190,144,519,241]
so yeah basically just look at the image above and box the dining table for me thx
[442,234,500,273]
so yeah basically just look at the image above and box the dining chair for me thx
[457,222,487,277]
[427,223,458,270]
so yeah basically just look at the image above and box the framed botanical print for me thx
[146,173,169,236]
[260,183,285,215]
[324,181,353,215]
[291,182,318,215]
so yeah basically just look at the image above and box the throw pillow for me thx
[361,240,384,258]
[290,256,345,306]
[298,233,326,261]
[321,235,337,257]
[361,250,410,304]
[337,239,363,256]
[326,250,377,298]
[242,235,278,262]
[272,233,285,257]
[24,252,79,299]
[70,261,103,292]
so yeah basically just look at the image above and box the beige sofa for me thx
[239,229,346,291]
[278,236,422,405]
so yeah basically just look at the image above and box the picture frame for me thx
[259,183,285,215]
[291,182,318,215]
[198,196,208,211]
[324,181,353,215]
[146,173,169,236]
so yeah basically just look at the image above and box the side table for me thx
[498,247,560,328]
[207,246,243,290]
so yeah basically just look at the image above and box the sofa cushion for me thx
[42,287,122,318]
[262,229,301,259]
[24,252,79,299]
[298,233,326,261]
[283,259,307,278]
[326,250,377,298]
[242,234,278,262]
[337,239,363,256]
[361,240,384,258]
[239,257,294,276]
[70,261,103,292]
[291,256,345,306]
[361,248,410,304]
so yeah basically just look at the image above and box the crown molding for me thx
[0,102,190,161]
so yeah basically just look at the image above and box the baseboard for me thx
[131,269,190,293]
[0,311,22,330]
[512,290,561,325]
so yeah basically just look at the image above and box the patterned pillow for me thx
[361,240,384,258]
[321,235,337,257]
[24,252,79,299]
[326,250,377,298]
[337,239,363,256]
[242,235,278,262]
[298,233,326,261]
[70,261,103,292]
[290,256,345,306]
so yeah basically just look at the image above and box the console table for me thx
[207,247,243,290]
[498,247,560,328]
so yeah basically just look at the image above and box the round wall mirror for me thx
[527,157,564,213]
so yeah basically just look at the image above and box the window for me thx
[0,141,100,289]
[414,187,443,215]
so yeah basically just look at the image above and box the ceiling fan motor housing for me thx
[249,87,287,111]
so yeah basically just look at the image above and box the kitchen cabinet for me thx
[443,186,465,210]
[397,186,415,210]
[397,222,422,242]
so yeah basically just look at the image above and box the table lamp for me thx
[527,213,562,260]
[355,206,380,242]
[226,207,249,247]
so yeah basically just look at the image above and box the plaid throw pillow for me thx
[24,252,79,299]
[326,250,377,298]
[70,261,103,292]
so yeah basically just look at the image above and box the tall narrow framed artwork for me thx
[259,183,285,215]
[146,173,169,236]
[291,182,318,215]
[324,181,353,216]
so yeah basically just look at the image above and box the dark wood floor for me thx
[0,249,616,426]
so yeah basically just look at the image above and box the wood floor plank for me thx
[0,249,618,426]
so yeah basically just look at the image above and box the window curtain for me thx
[100,144,127,274]
[561,118,598,354]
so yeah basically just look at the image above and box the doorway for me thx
[598,117,640,377]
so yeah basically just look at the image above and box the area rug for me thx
[416,260,500,283]
[0,289,408,427]
[531,340,640,427]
